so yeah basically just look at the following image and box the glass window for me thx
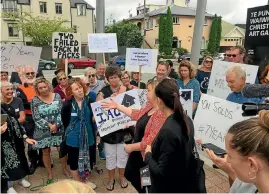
[55,3,62,14]
[40,2,47,13]
[3,0,17,12]
[77,4,86,16]
[155,39,159,44]
[173,17,179,24]
[146,18,153,29]
[8,23,19,37]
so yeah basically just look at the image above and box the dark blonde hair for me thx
[178,60,197,79]
[228,110,269,164]
[259,64,269,84]
[33,77,53,95]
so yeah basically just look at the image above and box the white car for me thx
[214,53,225,60]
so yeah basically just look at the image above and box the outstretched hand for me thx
[26,138,37,145]
[101,98,118,110]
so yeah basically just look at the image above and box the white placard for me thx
[136,89,148,108]
[91,90,141,137]
[52,32,81,59]
[88,33,118,53]
[194,94,249,149]
[125,48,158,74]
[207,60,258,99]
[180,89,193,119]
[0,44,42,72]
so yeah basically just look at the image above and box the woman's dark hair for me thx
[259,64,269,84]
[155,79,190,135]
[105,66,121,80]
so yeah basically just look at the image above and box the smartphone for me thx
[202,143,226,156]
[1,114,8,126]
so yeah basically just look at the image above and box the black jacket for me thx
[169,68,179,80]
[145,115,194,193]
[130,80,146,89]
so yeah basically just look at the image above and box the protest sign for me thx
[136,89,148,108]
[194,94,249,149]
[0,44,42,72]
[52,32,81,59]
[91,90,141,137]
[88,33,118,53]
[180,89,193,119]
[207,60,258,99]
[125,48,158,74]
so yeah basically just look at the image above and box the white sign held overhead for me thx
[180,89,193,119]
[52,32,81,59]
[125,48,158,74]
[207,60,258,99]
[88,33,118,53]
[194,94,249,149]
[91,90,141,137]
[0,44,42,72]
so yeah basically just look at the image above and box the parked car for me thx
[214,53,225,60]
[61,57,96,69]
[109,55,126,70]
[178,53,204,65]
[39,59,56,70]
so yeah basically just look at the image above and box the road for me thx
[42,69,156,83]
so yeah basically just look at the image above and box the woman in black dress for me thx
[144,79,195,193]
[1,103,36,193]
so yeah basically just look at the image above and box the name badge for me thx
[15,108,19,112]
[71,113,77,116]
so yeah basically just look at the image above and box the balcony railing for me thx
[1,8,19,19]
[2,8,18,13]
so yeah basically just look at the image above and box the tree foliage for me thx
[105,20,143,48]
[207,14,222,54]
[2,11,72,46]
[158,7,173,55]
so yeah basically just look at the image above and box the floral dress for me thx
[1,104,30,181]
[31,93,64,149]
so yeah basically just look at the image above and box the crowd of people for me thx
[1,45,269,193]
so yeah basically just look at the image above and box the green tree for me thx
[105,20,143,48]
[164,7,173,55]
[207,14,222,54]
[3,11,72,46]
[158,15,166,54]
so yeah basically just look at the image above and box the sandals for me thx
[106,179,115,191]
[120,178,128,189]
[47,179,54,185]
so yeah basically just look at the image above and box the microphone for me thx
[242,102,269,116]
[242,84,269,98]
[140,165,151,193]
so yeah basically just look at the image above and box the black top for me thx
[196,70,211,94]
[145,114,194,193]
[99,85,133,144]
[130,80,146,89]
[169,68,180,80]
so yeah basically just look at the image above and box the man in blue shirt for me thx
[226,66,264,104]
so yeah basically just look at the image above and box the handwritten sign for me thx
[52,32,81,59]
[88,33,118,53]
[91,90,141,137]
[207,60,258,99]
[0,44,42,72]
[125,48,158,74]
[180,89,193,119]
[136,89,147,108]
[194,94,249,149]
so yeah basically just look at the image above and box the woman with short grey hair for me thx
[84,67,106,94]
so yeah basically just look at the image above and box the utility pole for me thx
[190,0,207,66]
[96,0,105,64]
[143,0,146,48]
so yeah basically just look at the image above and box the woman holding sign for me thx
[96,66,133,191]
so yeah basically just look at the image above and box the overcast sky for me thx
[85,0,268,24]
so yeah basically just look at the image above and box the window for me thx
[40,2,47,13]
[55,3,62,14]
[77,4,86,16]
[3,0,17,12]
[146,18,153,29]
[204,18,208,25]
[155,39,159,45]
[173,17,179,24]
[8,23,19,37]
[155,18,159,26]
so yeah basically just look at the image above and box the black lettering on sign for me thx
[214,78,226,89]
[213,102,233,119]
[198,124,225,143]
[201,100,211,110]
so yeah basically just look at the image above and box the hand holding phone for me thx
[202,143,226,156]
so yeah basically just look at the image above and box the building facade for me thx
[0,0,94,45]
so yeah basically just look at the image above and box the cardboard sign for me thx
[0,44,42,72]
[91,90,141,137]
[194,94,250,149]
[52,32,81,59]
[245,5,269,47]
[88,33,118,53]
[180,89,193,119]
[136,89,148,108]
[207,60,258,99]
[125,48,158,74]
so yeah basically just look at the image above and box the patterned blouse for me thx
[131,102,166,157]
[176,78,201,103]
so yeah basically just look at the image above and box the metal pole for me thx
[143,0,146,48]
[268,0,269,5]
[96,0,105,64]
[190,0,207,66]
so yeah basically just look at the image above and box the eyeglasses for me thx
[205,60,213,63]
[224,54,237,58]
[88,74,96,78]
[59,77,67,81]
[26,72,35,76]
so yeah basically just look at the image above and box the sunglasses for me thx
[26,72,35,76]
[59,77,67,81]
[224,54,237,58]
[205,60,213,63]
[88,74,96,78]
